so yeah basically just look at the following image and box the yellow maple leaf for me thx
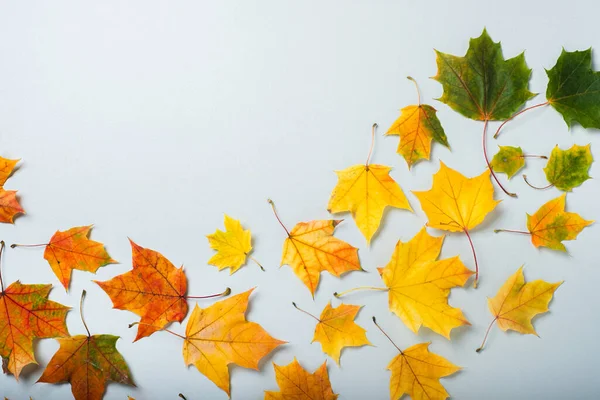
[373,317,460,400]
[328,124,412,244]
[0,156,19,187]
[269,200,362,297]
[265,358,338,400]
[477,267,561,352]
[292,302,370,365]
[207,214,263,273]
[183,288,285,396]
[386,77,450,169]
[495,194,593,252]
[413,162,499,286]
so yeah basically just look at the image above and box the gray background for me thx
[0,1,598,399]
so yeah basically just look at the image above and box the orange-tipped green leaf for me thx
[38,334,134,400]
[312,303,371,365]
[280,220,361,296]
[488,267,562,335]
[183,289,285,396]
[265,358,338,400]
[0,282,70,379]
[527,194,593,251]
[413,162,499,232]
[43,226,116,290]
[387,342,460,400]
[95,240,187,341]
[380,228,473,338]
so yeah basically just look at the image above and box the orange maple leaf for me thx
[0,156,24,223]
[265,358,338,400]
[0,242,70,379]
[38,291,135,400]
[96,240,188,341]
[13,226,116,290]
[268,200,362,297]
[183,289,285,396]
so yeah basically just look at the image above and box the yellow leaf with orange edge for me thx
[183,289,285,396]
[264,358,338,400]
[328,124,412,244]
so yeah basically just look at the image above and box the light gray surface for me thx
[0,1,598,399]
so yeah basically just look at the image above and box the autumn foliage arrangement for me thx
[0,27,597,399]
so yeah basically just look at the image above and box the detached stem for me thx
[523,175,554,190]
[463,229,479,288]
[186,287,231,299]
[0,240,5,292]
[493,102,549,139]
[494,229,530,235]
[372,317,403,354]
[128,322,186,340]
[483,120,516,197]
[80,290,91,337]
[334,286,388,298]
[248,255,265,271]
[366,123,377,166]
[476,317,497,352]
[407,76,421,105]
[268,199,290,237]
[292,302,320,322]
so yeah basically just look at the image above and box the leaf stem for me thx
[80,290,91,337]
[494,229,530,235]
[186,287,231,299]
[521,154,548,159]
[10,243,48,249]
[248,255,265,271]
[179,395,188,400]
[372,317,403,354]
[407,76,421,105]
[523,175,554,190]
[366,123,378,166]
[292,302,321,322]
[0,240,5,292]
[463,229,479,288]
[493,102,549,139]
[128,322,186,340]
[268,199,290,237]
[483,120,516,197]
[333,286,388,298]
[476,317,497,352]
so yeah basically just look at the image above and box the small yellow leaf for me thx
[207,214,255,273]
[265,358,338,400]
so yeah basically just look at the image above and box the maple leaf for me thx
[495,194,593,251]
[386,77,449,168]
[0,156,24,223]
[327,124,412,243]
[13,226,116,290]
[373,317,460,400]
[207,214,263,273]
[292,302,370,365]
[413,162,499,286]
[183,289,285,396]
[525,144,593,191]
[268,200,362,297]
[0,242,70,379]
[95,240,188,341]
[264,358,338,400]
[547,48,600,128]
[490,146,525,179]
[38,291,134,400]
[476,267,561,352]
[434,29,535,197]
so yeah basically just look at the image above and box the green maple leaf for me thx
[490,146,524,179]
[434,29,535,121]
[547,49,600,129]
[544,144,593,191]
